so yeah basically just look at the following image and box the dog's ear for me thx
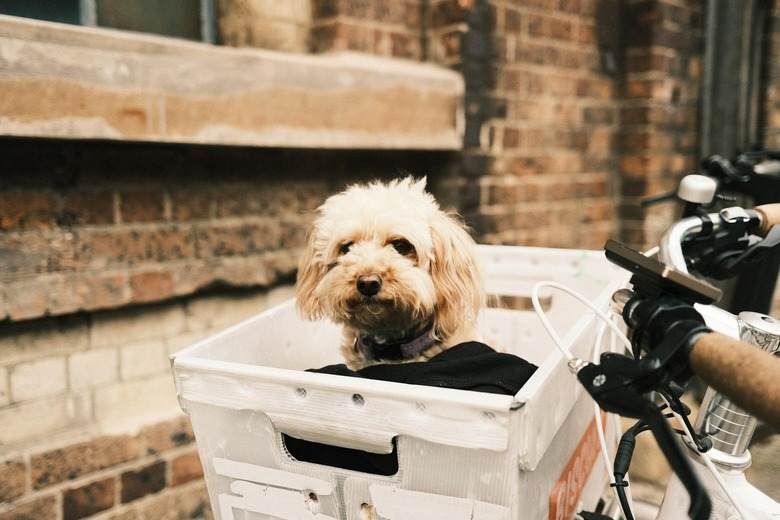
[295,228,326,320]
[429,211,485,341]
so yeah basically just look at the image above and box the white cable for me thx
[591,320,624,509]
[532,281,635,516]
[531,281,633,359]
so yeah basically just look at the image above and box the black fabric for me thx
[283,342,538,474]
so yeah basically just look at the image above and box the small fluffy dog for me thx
[296,177,485,370]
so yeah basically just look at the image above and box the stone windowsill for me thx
[0,15,464,150]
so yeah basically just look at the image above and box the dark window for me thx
[0,0,216,43]
[0,0,82,25]
[96,0,202,41]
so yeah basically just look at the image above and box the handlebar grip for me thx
[755,203,780,236]
[689,332,780,430]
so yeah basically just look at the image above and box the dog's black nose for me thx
[356,275,382,297]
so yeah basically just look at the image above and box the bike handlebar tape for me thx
[689,332,780,430]
[755,203,780,236]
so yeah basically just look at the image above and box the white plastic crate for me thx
[172,245,627,520]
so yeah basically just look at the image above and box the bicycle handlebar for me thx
[690,332,780,430]
[755,203,780,236]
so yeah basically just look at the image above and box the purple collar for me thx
[356,327,436,361]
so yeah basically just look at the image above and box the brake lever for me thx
[705,225,780,279]
[575,354,712,520]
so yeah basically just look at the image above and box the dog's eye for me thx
[338,242,353,255]
[390,239,415,256]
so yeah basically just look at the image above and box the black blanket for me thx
[283,342,537,475]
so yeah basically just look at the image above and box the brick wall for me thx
[217,0,311,51]
[310,0,424,58]
[0,285,296,519]
[0,140,452,321]
[422,0,620,248]
[618,0,703,248]
[0,416,210,520]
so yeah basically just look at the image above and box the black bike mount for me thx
[576,349,712,520]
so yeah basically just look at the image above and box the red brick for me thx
[170,452,203,486]
[83,272,131,311]
[5,279,48,321]
[310,24,338,52]
[503,127,520,149]
[77,226,196,269]
[64,477,116,520]
[139,417,194,456]
[170,190,212,221]
[0,191,58,231]
[435,29,462,61]
[0,495,57,520]
[390,32,416,59]
[59,191,115,226]
[311,0,338,19]
[120,461,166,503]
[129,271,175,304]
[31,434,139,489]
[0,459,26,502]
[120,190,165,223]
[431,0,467,27]
[195,220,282,258]
[137,481,211,520]
[505,8,521,32]
[528,14,574,41]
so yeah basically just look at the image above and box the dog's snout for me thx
[356,275,382,297]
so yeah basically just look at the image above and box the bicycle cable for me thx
[531,280,754,520]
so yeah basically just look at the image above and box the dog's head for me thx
[296,177,484,342]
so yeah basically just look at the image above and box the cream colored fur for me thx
[296,177,485,370]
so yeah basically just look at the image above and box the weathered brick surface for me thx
[0,459,26,502]
[0,394,92,446]
[0,415,211,520]
[0,367,9,406]
[139,417,195,456]
[0,191,58,231]
[0,495,58,520]
[137,481,212,520]
[63,477,116,520]
[310,0,423,59]
[9,357,67,402]
[218,0,311,52]
[617,0,702,248]
[170,452,204,487]
[68,348,119,390]
[31,435,139,489]
[93,376,180,427]
[120,461,166,503]
[1,137,441,322]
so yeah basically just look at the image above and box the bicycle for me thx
[533,188,780,519]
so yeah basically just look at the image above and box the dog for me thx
[296,177,485,370]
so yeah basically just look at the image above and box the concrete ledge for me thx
[0,15,464,149]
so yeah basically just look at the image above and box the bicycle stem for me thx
[693,312,780,468]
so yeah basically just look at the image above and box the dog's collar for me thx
[356,327,436,361]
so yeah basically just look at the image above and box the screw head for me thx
[592,374,607,387]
